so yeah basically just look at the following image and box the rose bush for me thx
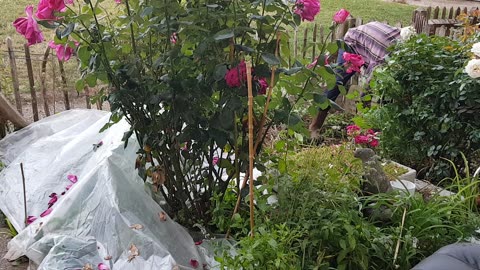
[13,0,348,230]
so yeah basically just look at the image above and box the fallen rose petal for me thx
[129,224,144,230]
[194,240,203,245]
[104,255,112,260]
[48,195,58,208]
[26,216,37,224]
[159,211,167,222]
[66,183,74,190]
[67,174,78,183]
[127,244,139,262]
[190,259,199,268]
[83,264,93,270]
[97,263,109,270]
[40,208,52,217]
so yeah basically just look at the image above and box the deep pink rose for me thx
[333,9,350,24]
[369,139,379,147]
[49,41,78,62]
[225,61,248,88]
[354,135,370,145]
[294,0,321,22]
[343,52,365,73]
[36,0,67,20]
[257,78,268,95]
[13,6,44,46]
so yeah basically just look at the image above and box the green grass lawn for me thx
[315,0,417,27]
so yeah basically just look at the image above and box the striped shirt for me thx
[344,22,400,77]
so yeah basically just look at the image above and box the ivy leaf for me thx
[213,29,234,41]
[261,53,280,65]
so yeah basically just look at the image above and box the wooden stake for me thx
[246,60,255,238]
[51,53,57,114]
[20,163,27,227]
[24,44,39,121]
[7,38,22,115]
[393,208,407,266]
[84,86,91,109]
[58,60,70,110]
[40,47,51,117]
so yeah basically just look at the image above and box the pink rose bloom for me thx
[354,135,370,145]
[257,77,268,95]
[225,61,247,88]
[346,124,361,135]
[369,139,379,147]
[343,52,365,73]
[294,0,321,22]
[333,9,350,24]
[49,41,78,62]
[170,32,178,44]
[13,6,44,46]
[36,0,67,20]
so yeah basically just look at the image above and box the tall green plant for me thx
[18,0,345,228]
[366,34,480,180]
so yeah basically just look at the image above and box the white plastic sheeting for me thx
[0,110,210,269]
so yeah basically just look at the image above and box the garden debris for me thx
[159,211,167,221]
[104,255,112,260]
[129,224,144,230]
[82,263,93,270]
[354,148,393,194]
[127,244,139,262]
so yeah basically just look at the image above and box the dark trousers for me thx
[325,48,358,102]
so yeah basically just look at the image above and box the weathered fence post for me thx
[6,38,22,115]
[84,86,91,109]
[412,8,429,34]
[58,60,70,110]
[24,44,39,122]
[50,54,56,114]
[40,47,51,117]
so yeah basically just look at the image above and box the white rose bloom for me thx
[400,26,416,42]
[465,59,480,79]
[471,43,480,58]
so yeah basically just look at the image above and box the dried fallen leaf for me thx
[159,211,167,222]
[129,224,144,230]
[104,255,112,260]
[127,243,139,262]
[82,263,93,270]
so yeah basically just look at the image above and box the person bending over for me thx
[309,21,407,133]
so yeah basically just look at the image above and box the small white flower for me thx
[465,59,480,79]
[400,26,416,42]
[471,42,480,58]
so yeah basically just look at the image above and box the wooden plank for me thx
[0,93,28,128]
[58,60,70,110]
[84,86,91,109]
[312,24,317,61]
[427,7,432,19]
[448,7,454,19]
[40,47,51,117]
[441,7,447,19]
[24,44,39,122]
[455,7,461,19]
[433,6,440,19]
[50,52,57,114]
[6,38,22,115]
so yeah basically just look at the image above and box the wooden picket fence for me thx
[412,6,480,36]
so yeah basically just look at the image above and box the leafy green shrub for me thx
[366,34,480,180]
[219,146,480,269]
